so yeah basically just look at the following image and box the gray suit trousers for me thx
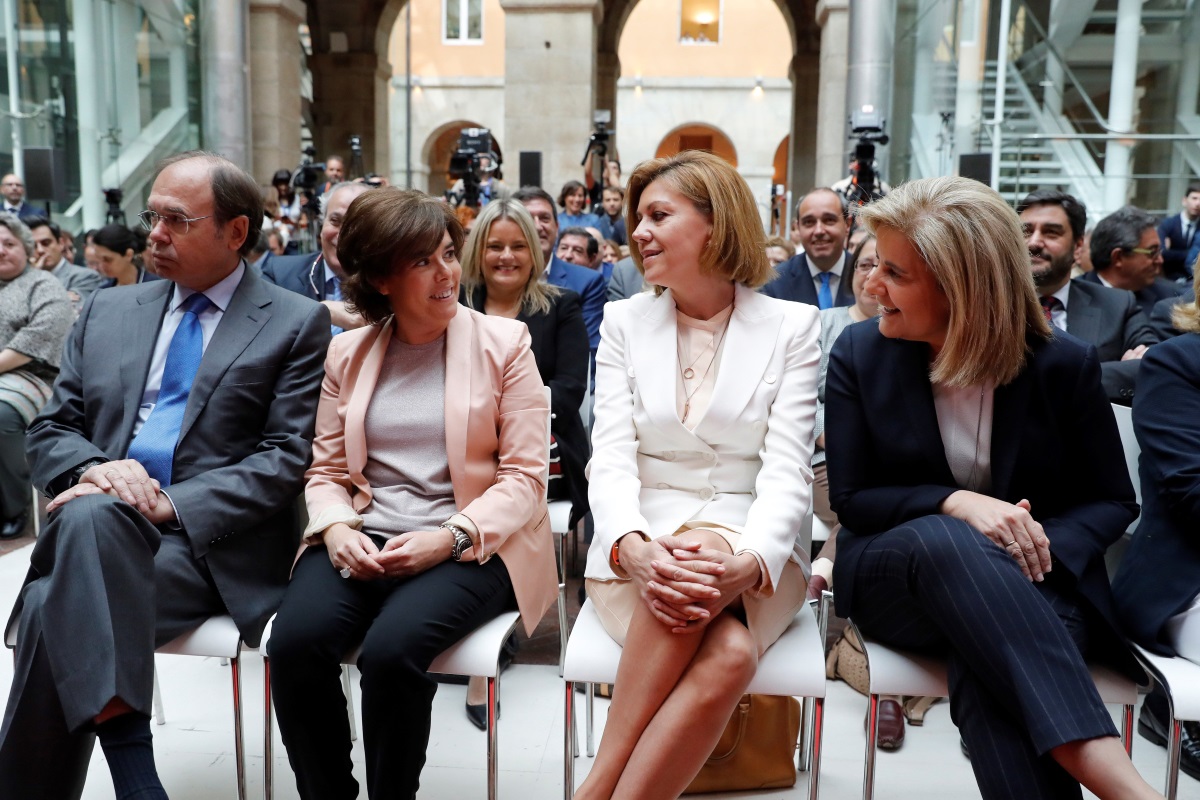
[0,493,224,799]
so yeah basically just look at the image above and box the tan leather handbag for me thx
[825,625,870,695]
[683,694,800,794]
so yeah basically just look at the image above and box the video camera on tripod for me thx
[846,104,889,206]
[448,128,500,208]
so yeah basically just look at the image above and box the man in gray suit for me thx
[1018,190,1158,403]
[29,218,102,309]
[606,256,647,302]
[0,152,330,798]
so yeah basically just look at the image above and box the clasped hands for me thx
[324,523,463,580]
[618,534,761,634]
[941,490,1052,582]
[46,459,177,525]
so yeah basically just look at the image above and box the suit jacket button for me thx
[656,482,670,490]
[703,452,716,462]
[764,373,777,384]
[699,488,714,500]
[627,366,636,378]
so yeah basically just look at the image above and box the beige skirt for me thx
[585,523,808,656]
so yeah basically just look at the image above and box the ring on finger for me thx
[339,567,352,579]
[1003,540,1018,548]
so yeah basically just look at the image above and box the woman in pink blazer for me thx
[267,189,557,800]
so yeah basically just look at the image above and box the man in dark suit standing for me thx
[0,152,330,798]
[1017,190,1158,403]
[262,180,370,337]
[760,188,855,308]
[0,174,44,225]
[1083,205,1183,318]
[1157,182,1200,282]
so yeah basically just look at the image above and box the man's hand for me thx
[374,529,453,578]
[1121,345,1150,361]
[321,300,365,331]
[79,460,159,515]
[46,476,176,526]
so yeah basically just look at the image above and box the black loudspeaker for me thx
[24,148,67,205]
[958,153,992,186]
[519,151,542,188]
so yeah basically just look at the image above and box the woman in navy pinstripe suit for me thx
[826,177,1161,800]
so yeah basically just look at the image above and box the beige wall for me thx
[389,0,506,78]
[618,0,791,79]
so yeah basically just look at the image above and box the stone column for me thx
[309,52,393,177]
[500,0,600,191]
[70,0,104,229]
[596,50,620,137]
[249,0,306,182]
[789,52,820,204]
[201,0,251,170]
[740,167,776,230]
[1102,0,1142,213]
[846,0,896,176]
[814,0,849,188]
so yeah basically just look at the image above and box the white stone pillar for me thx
[815,0,849,188]
[500,0,600,192]
[953,0,987,163]
[249,0,306,182]
[846,0,896,176]
[71,0,104,229]
[201,0,251,170]
[1103,0,1142,213]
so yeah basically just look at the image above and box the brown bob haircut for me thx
[625,150,773,288]
[338,188,465,326]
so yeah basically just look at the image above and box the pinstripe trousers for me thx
[839,514,1118,800]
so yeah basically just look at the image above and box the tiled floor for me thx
[1,542,1196,799]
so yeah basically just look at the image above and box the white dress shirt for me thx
[808,251,846,302]
[1048,283,1070,331]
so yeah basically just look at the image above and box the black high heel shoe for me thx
[465,696,500,731]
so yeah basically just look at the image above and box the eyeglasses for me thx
[854,260,878,273]
[138,210,212,236]
[1125,246,1161,258]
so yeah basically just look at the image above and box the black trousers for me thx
[0,401,30,521]
[268,543,515,800]
[838,514,1117,800]
[0,493,225,799]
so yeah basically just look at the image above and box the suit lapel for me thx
[178,269,272,443]
[344,320,392,478]
[629,291,684,435]
[444,309,472,501]
[1065,283,1100,343]
[990,352,1035,499]
[120,282,174,452]
[892,340,955,482]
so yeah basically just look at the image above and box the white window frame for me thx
[678,0,722,45]
[443,0,484,45]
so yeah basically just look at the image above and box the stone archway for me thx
[422,121,505,199]
[654,123,738,166]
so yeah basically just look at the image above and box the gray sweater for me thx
[0,267,73,383]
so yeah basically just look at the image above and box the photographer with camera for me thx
[446,129,506,210]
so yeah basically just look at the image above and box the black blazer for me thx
[1065,279,1158,403]
[464,286,591,526]
[1148,288,1194,341]
[1112,334,1200,655]
[825,320,1140,677]
[760,252,855,308]
[261,252,326,301]
[1079,270,1183,319]
[1157,213,1194,282]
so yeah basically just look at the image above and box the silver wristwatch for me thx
[442,522,473,562]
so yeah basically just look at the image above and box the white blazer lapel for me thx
[628,290,685,435]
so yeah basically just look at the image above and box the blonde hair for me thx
[765,235,795,258]
[857,176,1051,387]
[625,150,773,288]
[1172,268,1200,333]
[461,199,558,316]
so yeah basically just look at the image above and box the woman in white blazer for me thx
[575,151,820,800]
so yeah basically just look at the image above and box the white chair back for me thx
[1110,403,1141,532]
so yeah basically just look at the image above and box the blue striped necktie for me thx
[817,272,833,310]
[127,292,213,486]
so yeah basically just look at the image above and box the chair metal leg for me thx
[557,581,568,678]
[1121,703,1134,756]
[30,485,40,537]
[564,680,576,800]
[585,684,595,757]
[230,654,246,800]
[342,665,357,742]
[152,667,165,725]
[263,656,273,800]
[863,693,879,800]
[805,590,832,772]
[487,674,500,800]
[1166,717,1183,800]
[808,697,824,800]
[800,696,814,772]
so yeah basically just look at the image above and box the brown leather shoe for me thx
[875,698,906,751]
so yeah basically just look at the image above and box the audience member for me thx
[262,181,370,334]
[595,186,627,246]
[1085,206,1183,317]
[0,213,73,540]
[764,234,794,268]
[1017,190,1158,403]
[826,176,1158,800]
[0,151,330,798]
[93,224,157,287]
[1157,182,1200,282]
[267,228,287,256]
[273,169,302,223]
[1148,288,1194,341]
[0,174,42,224]
[761,188,855,308]
[557,180,601,231]
[29,217,102,309]
[454,204,478,235]
[248,230,272,269]
[606,256,646,301]
[1113,277,1200,780]
[577,150,818,800]
[267,188,555,799]
[319,154,345,195]
[514,187,605,359]
[584,226,607,269]
[557,226,599,270]
[602,238,621,266]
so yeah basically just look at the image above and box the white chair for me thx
[561,595,831,800]
[1111,402,1142,531]
[1133,644,1200,799]
[6,614,249,800]
[856,630,1138,800]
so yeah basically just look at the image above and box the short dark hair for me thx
[1016,189,1087,241]
[513,186,558,219]
[27,217,60,238]
[557,180,587,209]
[1186,183,1200,197]
[559,226,599,258]
[155,150,263,257]
[797,187,849,221]
[92,223,138,256]
[602,185,625,199]
[1089,205,1158,272]
[338,188,465,326]
[249,231,271,259]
